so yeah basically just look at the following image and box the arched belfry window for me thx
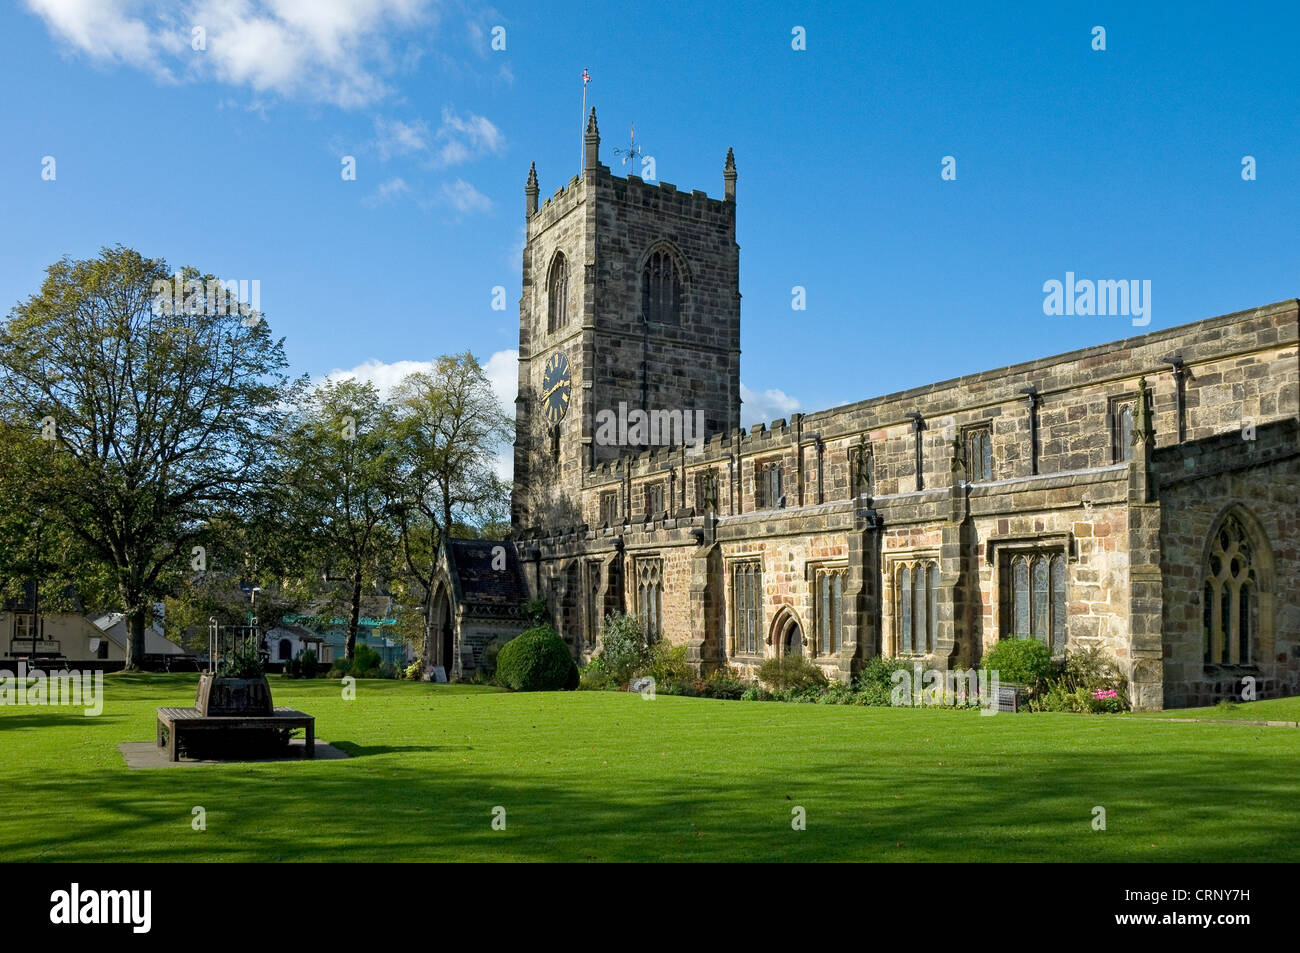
[548,252,569,332]
[1203,511,1267,666]
[641,247,682,325]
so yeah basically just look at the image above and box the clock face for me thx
[541,351,572,425]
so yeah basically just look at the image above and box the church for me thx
[430,109,1299,711]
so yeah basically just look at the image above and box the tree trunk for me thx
[125,607,147,672]
[346,572,362,661]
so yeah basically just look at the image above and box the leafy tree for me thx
[0,412,109,631]
[387,353,511,669]
[0,247,299,668]
[278,378,399,661]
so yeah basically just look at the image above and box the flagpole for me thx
[580,69,588,173]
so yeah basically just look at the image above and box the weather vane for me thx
[613,124,645,173]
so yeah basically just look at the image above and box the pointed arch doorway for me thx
[431,586,454,674]
[771,608,806,659]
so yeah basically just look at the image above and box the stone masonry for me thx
[470,113,1300,711]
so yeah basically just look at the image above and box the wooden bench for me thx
[156,706,315,762]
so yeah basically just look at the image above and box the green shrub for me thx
[644,640,691,683]
[1030,681,1080,712]
[353,643,382,674]
[703,668,746,700]
[853,656,911,706]
[329,656,353,678]
[656,678,703,697]
[378,662,399,679]
[981,638,1055,689]
[817,681,857,704]
[523,596,550,626]
[1027,647,1130,713]
[595,614,650,684]
[757,655,828,692]
[482,636,512,677]
[216,636,264,678]
[578,657,615,691]
[778,684,823,703]
[284,648,317,679]
[494,625,579,692]
[403,660,423,680]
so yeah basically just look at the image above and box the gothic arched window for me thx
[1203,513,1260,665]
[964,426,993,482]
[895,560,938,655]
[1005,552,1067,653]
[641,248,682,325]
[815,567,846,656]
[548,252,569,332]
[732,560,762,655]
[637,558,663,643]
[1118,405,1134,462]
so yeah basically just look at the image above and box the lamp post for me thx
[29,514,44,658]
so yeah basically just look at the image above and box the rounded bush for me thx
[495,625,579,692]
[981,637,1055,687]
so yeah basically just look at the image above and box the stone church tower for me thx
[423,110,1298,711]
[511,109,741,534]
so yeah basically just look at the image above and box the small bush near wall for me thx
[495,625,580,692]
[579,657,615,690]
[854,656,912,706]
[757,656,828,693]
[980,638,1055,691]
[816,681,858,704]
[1030,647,1130,713]
[703,668,746,700]
[645,641,692,683]
[596,614,650,684]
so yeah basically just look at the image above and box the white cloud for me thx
[24,0,436,109]
[370,107,503,167]
[483,348,518,418]
[740,382,801,428]
[364,176,411,205]
[25,0,167,73]
[438,178,492,214]
[373,116,430,160]
[323,357,436,397]
[432,106,504,166]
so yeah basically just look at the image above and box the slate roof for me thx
[445,538,528,607]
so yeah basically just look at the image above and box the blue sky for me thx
[2,0,1297,425]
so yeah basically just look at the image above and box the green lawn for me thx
[1136,695,1300,722]
[2,674,1297,862]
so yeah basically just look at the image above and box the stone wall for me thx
[1154,419,1300,708]
[507,126,1297,712]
